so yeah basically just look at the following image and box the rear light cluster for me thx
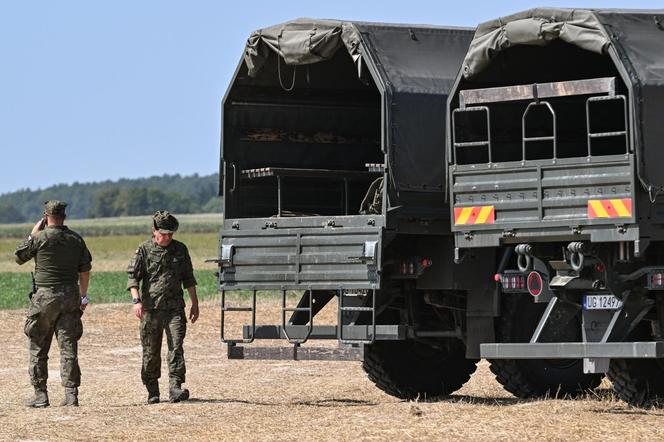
[648,269,664,290]
[496,270,527,293]
[399,257,432,276]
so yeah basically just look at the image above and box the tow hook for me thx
[515,244,533,272]
[567,242,587,272]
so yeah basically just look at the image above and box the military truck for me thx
[447,8,664,405]
[217,19,499,399]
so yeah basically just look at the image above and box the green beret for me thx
[44,200,67,216]
[153,210,179,233]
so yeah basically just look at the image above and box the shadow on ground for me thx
[185,397,378,408]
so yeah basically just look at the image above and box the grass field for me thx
[0,270,221,310]
[1,232,220,272]
[0,218,225,309]
[0,213,222,239]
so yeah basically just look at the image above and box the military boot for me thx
[60,387,79,407]
[169,385,190,403]
[26,387,49,408]
[146,382,160,405]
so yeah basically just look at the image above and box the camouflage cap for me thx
[44,200,67,216]
[153,210,179,233]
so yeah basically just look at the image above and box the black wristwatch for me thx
[131,297,141,304]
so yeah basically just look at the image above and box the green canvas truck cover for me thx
[460,8,664,198]
[237,18,474,196]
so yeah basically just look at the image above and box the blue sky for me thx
[1,1,661,194]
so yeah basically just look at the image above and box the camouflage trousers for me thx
[140,308,187,388]
[25,285,83,389]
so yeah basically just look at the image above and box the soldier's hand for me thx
[189,303,199,324]
[30,217,46,236]
[134,302,144,319]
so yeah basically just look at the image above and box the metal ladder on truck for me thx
[221,289,257,346]
[338,289,376,345]
[281,289,314,345]
[220,286,314,346]
[222,288,366,360]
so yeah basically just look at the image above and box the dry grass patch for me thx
[2,299,664,441]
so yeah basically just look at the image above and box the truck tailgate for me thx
[450,156,637,246]
[219,215,383,290]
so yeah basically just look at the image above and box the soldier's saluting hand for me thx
[15,200,92,408]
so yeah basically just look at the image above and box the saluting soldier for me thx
[127,210,199,404]
[15,200,92,408]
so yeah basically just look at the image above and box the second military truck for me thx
[448,8,664,406]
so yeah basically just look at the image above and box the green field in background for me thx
[0,213,222,239]
[0,270,222,310]
[1,232,220,273]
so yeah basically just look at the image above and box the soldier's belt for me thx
[36,283,79,290]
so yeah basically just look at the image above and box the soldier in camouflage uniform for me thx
[127,210,199,404]
[15,200,92,408]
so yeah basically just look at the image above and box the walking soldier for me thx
[127,210,199,404]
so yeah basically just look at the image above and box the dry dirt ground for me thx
[1,299,664,442]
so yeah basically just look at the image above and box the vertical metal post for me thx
[485,109,492,164]
[586,99,593,158]
[344,178,349,215]
[281,289,287,338]
[220,289,226,341]
[250,289,257,342]
[370,288,376,344]
[337,288,343,341]
[277,176,282,217]
[552,105,557,160]
[622,96,629,154]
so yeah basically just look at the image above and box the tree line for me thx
[0,173,222,223]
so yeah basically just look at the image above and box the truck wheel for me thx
[490,294,602,398]
[608,320,664,407]
[608,358,664,407]
[362,339,478,399]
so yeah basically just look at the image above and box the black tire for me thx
[362,339,478,400]
[490,294,602,398]
[608,321,664,407]
[608,358,664,407]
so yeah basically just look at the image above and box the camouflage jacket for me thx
[127,239,197,310]
[15,225,92,286]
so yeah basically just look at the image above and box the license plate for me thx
[583,294,623,310]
